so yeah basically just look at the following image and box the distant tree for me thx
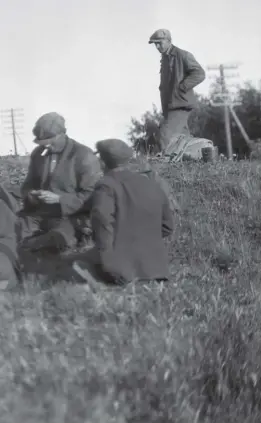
[127,104,162,155]
[191,82,261,157]
[189,92,227,154]
[233,82,261,153]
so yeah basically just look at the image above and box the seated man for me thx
[0,112,102,290]
[73,138,174,288]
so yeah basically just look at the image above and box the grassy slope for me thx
[1,157,261,422]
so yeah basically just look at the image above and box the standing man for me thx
[0,112,102,289]
[148,28,205,158]
[73,138,174,288]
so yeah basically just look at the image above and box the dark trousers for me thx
[0,183,76,265]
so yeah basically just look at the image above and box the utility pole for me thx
[0,108,24,156]
[207,63,241,160]
[228,105,252,148]
[259,80,261,112]
[10,109,18,155]
[220,65,233,160]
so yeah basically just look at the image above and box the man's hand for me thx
[36,190,60,204]
[27,191,40,205]
[178,82,186,94]
[177,83,187,100]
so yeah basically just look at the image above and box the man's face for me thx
[33,134,61,147]
[33,138,52,147]
[154,39,171,54]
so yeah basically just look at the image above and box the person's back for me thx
[96,168,173,281]
[73,138,174,287]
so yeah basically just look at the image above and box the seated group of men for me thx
[0,112,174,291]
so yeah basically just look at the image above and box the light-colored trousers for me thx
[159,109,192,156]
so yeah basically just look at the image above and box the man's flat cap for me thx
[148,28,171,44]
[95,138,133,169]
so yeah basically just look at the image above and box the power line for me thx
[0,108,24,156]
[15,130,28,155]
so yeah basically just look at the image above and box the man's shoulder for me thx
[96,169,138,187]
[69,138,95,156]
[111,167,162,190]
[68,139,101,171]
[173,45,192,59]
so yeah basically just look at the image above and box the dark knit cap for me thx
[95,139,133,169]
[33,112,66,140]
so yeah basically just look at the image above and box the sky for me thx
[0,0,260,155]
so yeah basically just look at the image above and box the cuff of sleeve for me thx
[58,195,70,216]
[59,194,84,216]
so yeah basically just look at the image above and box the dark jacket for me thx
[122,156,181,212]
[160,45,205,114]
[21,136,102,218]
[91,168,174,282]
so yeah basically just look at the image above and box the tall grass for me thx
[1,158,261,422]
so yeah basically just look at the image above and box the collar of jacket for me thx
[163,44,176,57]
[105,160,153,176]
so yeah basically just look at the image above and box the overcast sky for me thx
[0,0,260,154]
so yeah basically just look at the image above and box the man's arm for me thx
[162,192,174,238]
[90,180,115,250]
[179,51,206,93]
[59,149,102,216]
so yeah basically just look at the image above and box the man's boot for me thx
[22,230,69,253]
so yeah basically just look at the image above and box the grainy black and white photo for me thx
[0,0,261,422]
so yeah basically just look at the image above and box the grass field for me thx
[1,157,261,422]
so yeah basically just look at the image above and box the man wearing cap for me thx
[0,112,102,290]
[73,138,174,288]
[148,28,205,158]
